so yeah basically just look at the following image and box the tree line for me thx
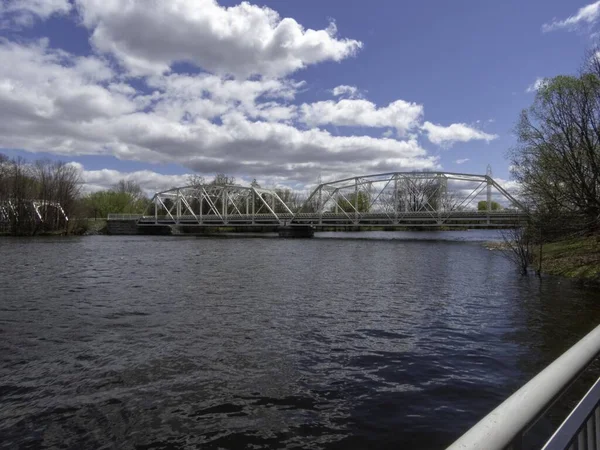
[0,156,309,234]
[502,47,600,274]
[0,155,80,235]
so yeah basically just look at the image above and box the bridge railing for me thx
[133,211,526,220]
[107,214,144,220]
[447,324,600,450]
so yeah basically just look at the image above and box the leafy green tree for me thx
[333,191,370,213]
[82,180,147,218]
[477,200,502,211]
[512,70,600,223]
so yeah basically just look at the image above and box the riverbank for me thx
[538,235,600,283]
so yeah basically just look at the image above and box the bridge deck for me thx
[129,211,527,228]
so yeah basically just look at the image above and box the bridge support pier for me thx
[277,225,315,238]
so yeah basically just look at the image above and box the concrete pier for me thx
[277,225,315,238]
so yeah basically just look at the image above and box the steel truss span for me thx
[140,184,294,227]
[138,171,527,228]
[0,200,68,226]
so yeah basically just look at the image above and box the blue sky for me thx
[0,0,595,192]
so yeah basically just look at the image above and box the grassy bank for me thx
[538,235,600,282]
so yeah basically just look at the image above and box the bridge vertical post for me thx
[154,194,158,224]
[354,178,359,224]
[318,186,322,225]
[394,174,398,224]
[271,194,275,214]
[199,192,203,224]
[486,165,493,225]
[222,188,227,224]
[439,175,447,223]
[245,197,249,216]
[176,189,181,224]
[252,190,255,225]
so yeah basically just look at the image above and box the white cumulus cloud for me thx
[76,164,193,195]
[422,122,498,147]
[74,0,362,77]
[0,38,440,186]
[542,1,600,32]
[455,158,470,165]
[300,99,424,135]
[1,0,71,18]
[0,1,507,189]
[331,85,360,98]
[0,0,71,27]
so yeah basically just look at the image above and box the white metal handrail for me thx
[447,325,600,450]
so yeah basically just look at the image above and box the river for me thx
[1,231,599,449]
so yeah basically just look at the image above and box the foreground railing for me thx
[447,325,600,450]
[543,378,600,450]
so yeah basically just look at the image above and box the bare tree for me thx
[395,176,445,212]
[187,174,206,187]
[499,226,535,275]
[274,188,300,213]
[0,157,81,234]
[113,179,144,202]
[211,173,236,186]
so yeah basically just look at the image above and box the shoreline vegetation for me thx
[487,236,600,284]
[490,47,600,284]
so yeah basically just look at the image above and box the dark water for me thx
[0,232,599,449]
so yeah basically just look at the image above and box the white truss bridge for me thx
[123,171,527,230]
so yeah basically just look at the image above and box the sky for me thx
[0,0,596,194]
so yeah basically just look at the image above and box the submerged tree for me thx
[499,226,535,276]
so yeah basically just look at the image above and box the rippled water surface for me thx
[1,232,599,449]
